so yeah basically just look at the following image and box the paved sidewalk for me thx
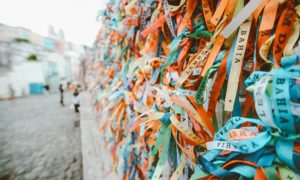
[80,93,117,180]
[0,92,82,180]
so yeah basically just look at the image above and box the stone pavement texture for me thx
[0,92,82,180]
[80,93,117,180]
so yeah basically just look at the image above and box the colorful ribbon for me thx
[88,0,300,179]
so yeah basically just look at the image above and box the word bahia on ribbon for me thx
[88,0,300,179]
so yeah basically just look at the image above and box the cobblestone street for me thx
[0,93,82,180]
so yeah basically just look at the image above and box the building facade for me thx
[0,23,88,98]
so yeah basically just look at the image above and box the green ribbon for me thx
[196,63,220,104]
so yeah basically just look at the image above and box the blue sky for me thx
[0,0,108,46]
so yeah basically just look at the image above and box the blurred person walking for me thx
[59,84,64,105]
[8,84,15,100]
[72,90,80,113]
[44,84,50,94]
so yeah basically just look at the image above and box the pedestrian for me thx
[8,84,15,100]
[44,84,50,94]
[75,84,81,93]
[72,91,80,113]
[59,84,64,105]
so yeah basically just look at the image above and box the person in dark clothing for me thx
[44,85,50,91]
[44,85,50,94]
[59,84,64,105]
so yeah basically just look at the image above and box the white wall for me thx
[48,52,66,79]
[0,76,11,98]
[0,61,44,97]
